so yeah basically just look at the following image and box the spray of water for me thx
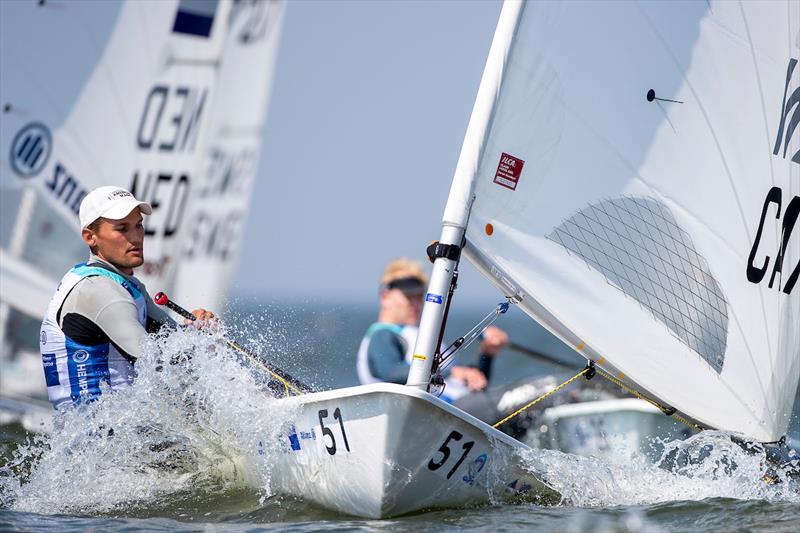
[520,430,799,507]
[0,325,300,515]
[1,312,797,517]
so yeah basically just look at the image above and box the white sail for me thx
[172,0,285,311]
[444,0,800,443]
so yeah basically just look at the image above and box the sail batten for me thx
[446,0,799,442]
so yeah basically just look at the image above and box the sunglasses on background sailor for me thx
[382,277,427,300]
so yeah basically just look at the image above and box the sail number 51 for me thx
[428,430,475,479]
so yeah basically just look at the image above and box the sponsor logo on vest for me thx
[42,353,59,387]
[40,331,47,345]
[73,350,90,363]
[76,363,89,396]
[73,349,91,396]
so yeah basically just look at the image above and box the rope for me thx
[224,339,305,396]
[492,366,591,428]
[595,368,703,432]
[489,362,704,434]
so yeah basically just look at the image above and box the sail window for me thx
[548,196,729,373]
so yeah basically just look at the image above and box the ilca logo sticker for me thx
[10,122,52,177]
[493,152,525,191]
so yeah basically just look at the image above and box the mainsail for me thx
[438,0,799,443]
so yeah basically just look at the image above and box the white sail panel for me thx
[447,0,799,442]
[172,0,285,311]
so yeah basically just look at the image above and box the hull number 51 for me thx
[318,407,350,455]
[428,430,475,479]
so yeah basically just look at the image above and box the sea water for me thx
[1,300,798,531]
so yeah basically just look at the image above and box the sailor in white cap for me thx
[39,186,215,409]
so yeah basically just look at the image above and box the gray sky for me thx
[233,0,503,306]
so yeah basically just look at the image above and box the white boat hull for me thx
[539,398,692,460]
[250,383,560,518]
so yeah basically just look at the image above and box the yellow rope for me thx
[489,361,704,434]
[492,366,591,428]
[225,339,304,396]
[595,369,703,432]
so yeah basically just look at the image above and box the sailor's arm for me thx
[59,277,149,362]
[473,325,508,381]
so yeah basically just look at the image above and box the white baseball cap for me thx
[79,186,152,229]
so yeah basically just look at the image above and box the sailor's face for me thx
[384,287,424,325]
[83,208,145,275]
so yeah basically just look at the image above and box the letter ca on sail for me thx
[746,58,800,295]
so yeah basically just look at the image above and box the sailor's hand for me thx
[187,308,218,330]
[479,326,508,357]
[449,366,488,392]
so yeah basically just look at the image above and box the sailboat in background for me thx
[249,0,798,517]
[171,0,284,312]
[0,0,284,422]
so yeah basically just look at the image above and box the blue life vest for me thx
[40,263,147,409]
[356,323,468,402]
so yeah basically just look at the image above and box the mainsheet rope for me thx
[491,361,704,433]
[492,365,593,428]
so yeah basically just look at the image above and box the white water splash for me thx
[0,326,300,514]
[520,431,799,506]
[2,319,797,517]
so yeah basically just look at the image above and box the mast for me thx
[405,225,465,389]
[0,188,37,360]
[406,0,524,390]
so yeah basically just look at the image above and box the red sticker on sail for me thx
[493,153,524,191]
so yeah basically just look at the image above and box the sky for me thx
[233,0,504,306]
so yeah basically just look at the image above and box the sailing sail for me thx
[443,0,799,443]
[172,0,285,311]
